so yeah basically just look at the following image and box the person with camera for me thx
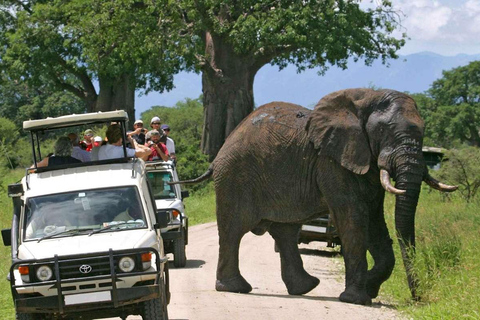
[127,119,147,145]
[146,129,169,162]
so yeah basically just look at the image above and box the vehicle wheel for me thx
[173,228,187,268]
[142,278,169,320]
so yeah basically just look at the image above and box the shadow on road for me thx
[169,259,206,269]
[248,292,398,310]
[299,248,341,257]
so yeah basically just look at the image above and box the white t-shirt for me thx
[97,144,135,160]
[166,137,175,154]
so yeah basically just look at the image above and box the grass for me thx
[2,168,479,319]
[377,188,480,319]
[0,169,24,320]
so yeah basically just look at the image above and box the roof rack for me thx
[145,160,175,170]
[24,110,128,131]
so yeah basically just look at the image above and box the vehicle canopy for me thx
[24,110,132,171]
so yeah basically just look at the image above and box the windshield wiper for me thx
[37,228,94,243]
[88,222,129,236]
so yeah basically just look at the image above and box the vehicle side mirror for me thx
[154,210,170,229]
[181,190,189,199]
[2,229,11,247]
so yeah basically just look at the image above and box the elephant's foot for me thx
[366,281,381,299]
[285,273,320,295]
[216,275,252,293]
[339,288,372,306]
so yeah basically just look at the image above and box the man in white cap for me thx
[127,119,147,144]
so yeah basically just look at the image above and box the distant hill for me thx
[135,51,480,116]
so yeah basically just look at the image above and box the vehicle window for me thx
[23,186,146,241]
[146,171,177,200]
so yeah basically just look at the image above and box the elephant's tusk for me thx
[380,169,407,195]
[423,173,458,192]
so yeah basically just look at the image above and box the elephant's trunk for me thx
[392,154,424,300]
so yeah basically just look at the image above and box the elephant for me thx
[173,88,457,305]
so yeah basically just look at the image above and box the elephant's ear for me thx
[306,93,371,175]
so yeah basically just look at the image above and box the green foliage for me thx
[424,61,480,147]
[0,0,185,115]
[141,97,210,191]
[435,147,480,202]
[0,73,85,129]
[166,0,406,72]
[183,183,216,226]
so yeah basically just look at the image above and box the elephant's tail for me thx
[169,165,214,185]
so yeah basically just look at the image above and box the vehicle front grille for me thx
[58,256,117,279]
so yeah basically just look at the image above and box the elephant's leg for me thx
[366,200,395,298]
[334,209,372,306]
[268,222,319,295]
[215,216,252,293]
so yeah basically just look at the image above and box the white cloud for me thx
[391,0,480,55]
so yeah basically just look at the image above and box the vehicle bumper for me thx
[10,248,168,315]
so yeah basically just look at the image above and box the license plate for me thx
[64,291,111,305]
[301,225,327,233]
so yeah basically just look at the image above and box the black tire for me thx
[173,228,187,268]
[142,278,169,320]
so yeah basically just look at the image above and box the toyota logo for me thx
[79,265,92,274]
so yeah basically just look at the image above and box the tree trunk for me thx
[96,73,136,126]
[201,32,257,160]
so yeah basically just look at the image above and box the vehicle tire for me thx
[142,278,169,320]
[173,228,187,268]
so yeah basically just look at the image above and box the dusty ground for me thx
[107,222,403,320]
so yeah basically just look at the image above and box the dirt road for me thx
[110,222,402,320]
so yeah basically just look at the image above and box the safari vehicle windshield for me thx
[147,171,176,200]
[23,186,146,241]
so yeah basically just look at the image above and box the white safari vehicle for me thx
[1,111,170,320]
[145,161,189,268]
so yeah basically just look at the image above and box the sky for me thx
[392,0,480,55]
[135,0,480,117]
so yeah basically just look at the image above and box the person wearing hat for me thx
[149,116,161,132]
[161,124,176,161]
[127,119,147,145]
[146,129,169,161]
[82,129,94,151]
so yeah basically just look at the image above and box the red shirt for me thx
[148,142,169,161]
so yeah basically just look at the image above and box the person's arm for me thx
[130,138,151,160]
[154,143,169,161]
[30,156,49,168]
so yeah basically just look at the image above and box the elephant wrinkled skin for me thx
[174,88,457,305]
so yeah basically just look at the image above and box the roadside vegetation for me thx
[379,190,480,319]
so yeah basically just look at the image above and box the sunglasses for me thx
[151,122,160,125]
[164,129,170,132]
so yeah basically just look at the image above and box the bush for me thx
[435,147,480,202]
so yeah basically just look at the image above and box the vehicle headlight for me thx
[119,256,135,272]
[36,265,53,281]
